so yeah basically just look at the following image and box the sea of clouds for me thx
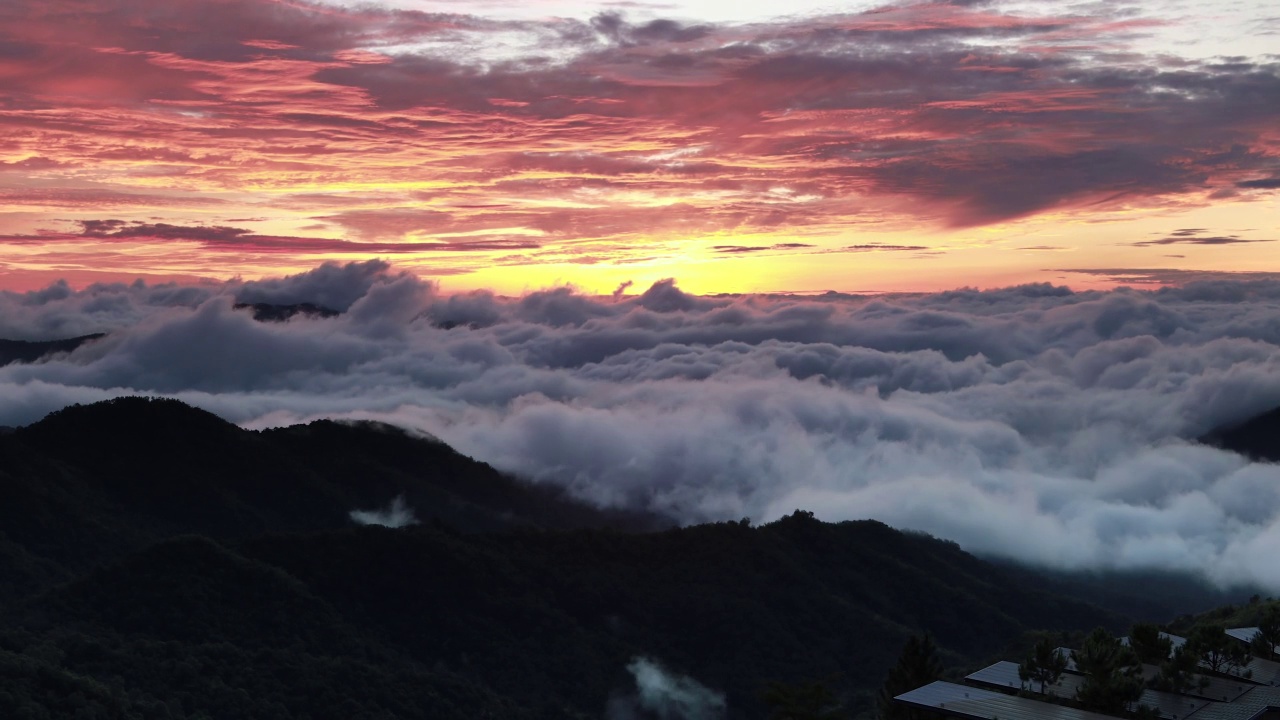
[6,260,1280,588]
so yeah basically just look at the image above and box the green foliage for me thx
[1187,624,1252,677]
[1250,604,1280,660]
[875,635,942,720]
[1153,645,1206,695]
[1018,635,1068,694]
[760,678,848,720]
[1128,623,1172,665]
[1071,627,1143,715]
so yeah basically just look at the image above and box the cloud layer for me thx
[8,262,1280,590]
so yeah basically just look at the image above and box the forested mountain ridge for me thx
[1202,404,1280,462]
[0,397,1254,719]
[0,396,658,603]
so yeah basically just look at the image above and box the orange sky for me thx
[0,0,1276,295]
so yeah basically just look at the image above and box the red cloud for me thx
[0,0,1275,283]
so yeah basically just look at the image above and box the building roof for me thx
[1138,688,1210,720]
[1183,686,1280,720]
[895,681,1121,720]
[962,661,1211,719]
[1180,671,1256,703]
[1227,628,1260,646]
[965,660,1085,698]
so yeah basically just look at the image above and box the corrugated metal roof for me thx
[1240,657,1280,686]
[965,660,1085,698]
[962,663,1209,719]
[1184,686,1280,720]
[1138,688,1210,719]
[1227,628,1261,646]
[895,681,1122,720]
[1182,673,1255,703]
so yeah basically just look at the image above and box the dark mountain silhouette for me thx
[0,397,1256,719]
[232,301,340,321]
[0,333,104,365]
[1202,405,1280,461]
[0,397,660,602]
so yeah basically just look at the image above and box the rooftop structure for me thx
[896,625,1280,720]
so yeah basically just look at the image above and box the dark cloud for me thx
[1132,235,1275,246]
[712,243,815,254]
[0,221,542,256]
[1238,177,1280,189]
[840,244,930,252]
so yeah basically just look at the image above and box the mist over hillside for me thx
[6,261,1280,589]
[1,396,1255,719]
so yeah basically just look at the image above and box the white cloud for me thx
[350,495,419,528]
[608,657,725,720]
[9,264,1280,588]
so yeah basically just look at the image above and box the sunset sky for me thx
[0,0,1277,294]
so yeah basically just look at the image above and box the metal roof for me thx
[1183,686,1280,720]
[895,681,1122,720]
[1240,656,1280,686]
[1227,628,1260,646]
[1138,688,1210,720]
[1180,672,1256,703]
[965,660,1086,699]
[962,662,1210,719]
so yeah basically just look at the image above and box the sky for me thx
[0,0,1276,294]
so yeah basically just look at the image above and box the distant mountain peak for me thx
[231,301,339,321]
[0,333,105,366]
[1201,406,1280,462]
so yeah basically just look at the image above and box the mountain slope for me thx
[0,333,104,366]
[0,397,1250,719]
[1202,405,1280,461]
[0,397,658,600]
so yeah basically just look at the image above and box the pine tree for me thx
[876,634,943,720]
[1072,627,1143,715]
[1018,635,1068,694]
[1250,605,1280,661]
[1188,624,1252,678]
[1128,624,1172,665]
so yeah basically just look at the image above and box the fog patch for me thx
[350,495,418,528]
[607,656,726,720]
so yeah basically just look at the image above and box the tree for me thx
[761,678,848,720]
[1188,624,1252,678]
[1250,605,1280,661]
[1128,624,1172,666]
[876,634,943,720]
[1153,645,1208,696]
[1018,636,1068,695]
[1072,628,1143,716]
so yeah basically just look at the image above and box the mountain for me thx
[0,397,1254,719]
[231,302,340,321]
[0,396,659,602]
[0,333,104,365]
[1202,405,1280,462]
